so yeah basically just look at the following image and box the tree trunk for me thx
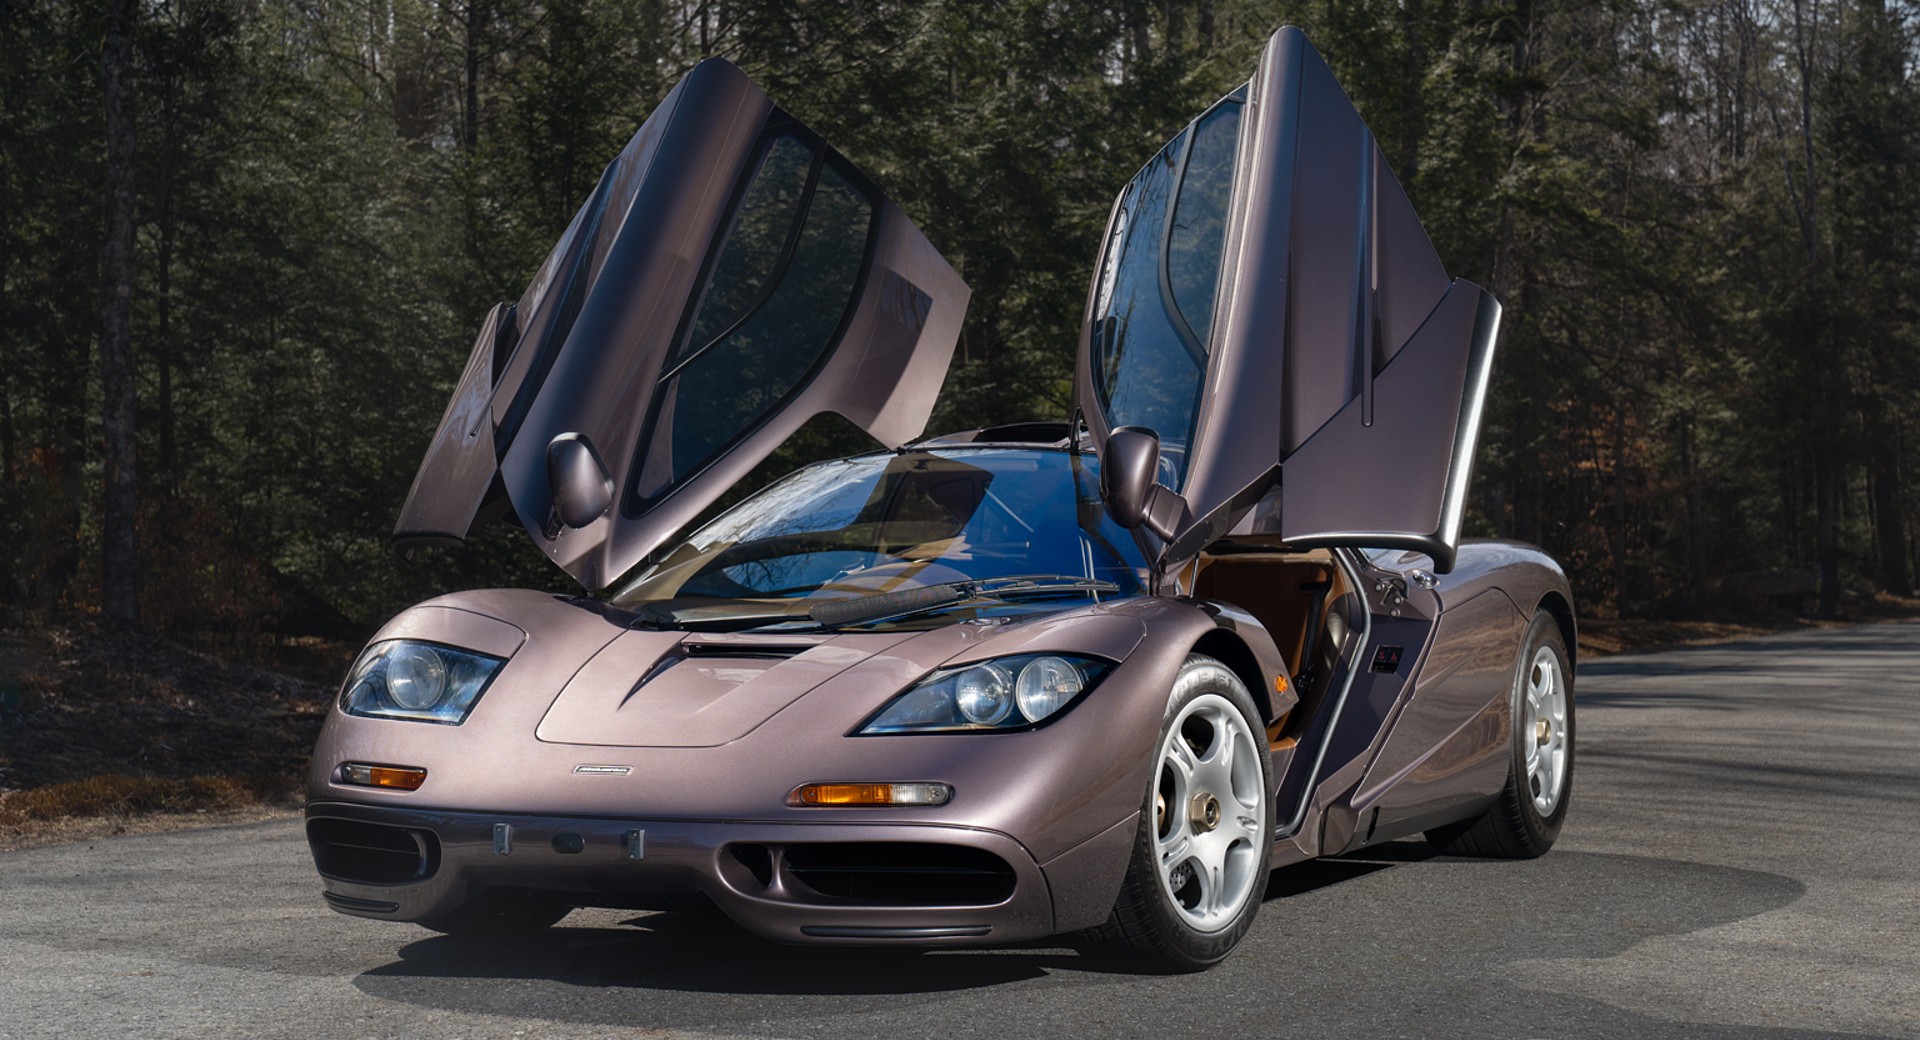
[1816,424,1840,616]
[0,250,12,487]
[99,0,140,625]
[0,347,12,487]
[1610,405,1632,616]
[1679,410,1707,606]
[1788,0,1838,618]
[463,0,483,153]
[156,71,176,475]
[1732,0,1753,162]
[1874,432,1910,595]
[1397,0,1425,185]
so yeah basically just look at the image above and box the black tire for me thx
[417,893,570,937]
[1085,655,1274,972]
[1427,612,1575,858]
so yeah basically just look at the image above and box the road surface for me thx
[4,622,1917,1039]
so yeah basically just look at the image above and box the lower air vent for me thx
[307,817,438,885]
[323,891,401,914]
[782,842,1015,905]
[730,843,776,888]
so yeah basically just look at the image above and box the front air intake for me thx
[780,842,1016,905]
[307,817,439,885]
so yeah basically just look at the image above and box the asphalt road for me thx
[4,622,1918,1039]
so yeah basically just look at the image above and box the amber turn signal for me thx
[340,762,428,791]
[787,782,952,807]
[1275,674,1290,694]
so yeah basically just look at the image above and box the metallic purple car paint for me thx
[1076,28,1500,572]
[310,590,1297,941]
[308,26,1579,954]
[393,59,968,593]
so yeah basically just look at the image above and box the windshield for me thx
[611,447,1148,627]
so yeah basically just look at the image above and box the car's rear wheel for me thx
[417,894,570,937]
[1087,655,1273,972]
[1427,612,1574,857]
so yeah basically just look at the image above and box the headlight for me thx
[339,640,505,725]
[858,654,1112,734]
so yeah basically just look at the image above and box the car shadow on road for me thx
[368,911,1068,993]
[352,840,1436,1000]
[350,848,1817,1037]
[1265,836,1437,897]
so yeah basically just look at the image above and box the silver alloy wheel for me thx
[1152,692,1265,933]
[1522,645,1569,815]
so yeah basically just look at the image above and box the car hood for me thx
[532,605,1150,749]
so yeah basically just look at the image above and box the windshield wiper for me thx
[805,575,1121,629]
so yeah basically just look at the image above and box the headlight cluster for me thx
[859,654,1112,734]
[340,640,506,725]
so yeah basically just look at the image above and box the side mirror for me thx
[1102,426,1162,531]
[1101,426,1189,542]
[545,433,613,537]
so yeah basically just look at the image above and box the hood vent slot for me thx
[629,641,815,693]
[681,643,812,660]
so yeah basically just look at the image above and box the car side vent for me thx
[307,817,439,885]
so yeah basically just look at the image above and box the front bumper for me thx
[305,800,1121,946]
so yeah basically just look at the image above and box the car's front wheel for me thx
[1087,654,1273,972]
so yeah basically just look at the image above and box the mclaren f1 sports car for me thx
[306,26,1577,971]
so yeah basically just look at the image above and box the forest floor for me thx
[5,590,1920,852]
[0,622,343,853]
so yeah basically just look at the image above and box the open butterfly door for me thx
[1075,27,1500,572]
[394,59,970,593]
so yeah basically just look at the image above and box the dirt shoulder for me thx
[0,622,342,851]
[1577,591,1920,658]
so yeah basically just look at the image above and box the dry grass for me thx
[1579,618,1791,657]
[1578,591,1920,658]
[0,802,300,853]
[0,773,284,824]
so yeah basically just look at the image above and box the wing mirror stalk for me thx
[1102,426,1187,542]
[545,433,614,538]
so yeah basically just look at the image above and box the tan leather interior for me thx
[1193,550,1342,671]
[1192,548,1352,745]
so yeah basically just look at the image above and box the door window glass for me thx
[1089,95,1243,489]
[678,135,815,360]
[1167,102,1241,344]
[1091,129,1200,485]
[633,150,874,501]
